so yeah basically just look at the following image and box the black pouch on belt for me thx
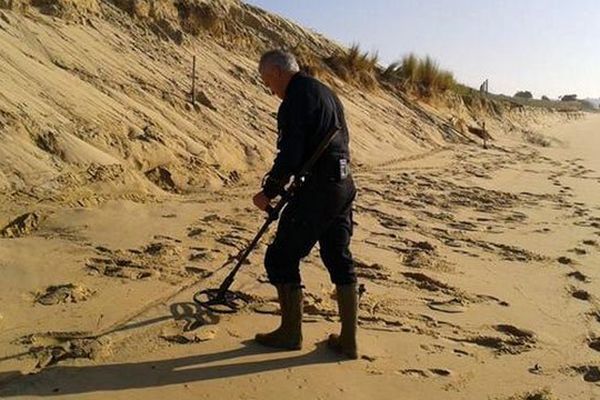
[339,159,349,181]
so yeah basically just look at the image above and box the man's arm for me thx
[262,91,314,199]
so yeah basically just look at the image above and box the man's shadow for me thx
[0,302,347,397]
[0,340,344,397]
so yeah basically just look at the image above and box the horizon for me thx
[244,0,600,100]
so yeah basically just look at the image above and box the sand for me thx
[1,115,598,399]
[1,2,599,400]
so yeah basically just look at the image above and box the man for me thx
[252,49,358,359]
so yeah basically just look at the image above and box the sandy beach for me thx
[1,115,599,399]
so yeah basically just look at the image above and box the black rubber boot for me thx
[255,283,303,350]
[328,283,358,359]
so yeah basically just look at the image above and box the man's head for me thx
[258,49,300,99]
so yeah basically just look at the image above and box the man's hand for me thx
[253,191,271,211]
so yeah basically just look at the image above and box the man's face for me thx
[260,64,284,99]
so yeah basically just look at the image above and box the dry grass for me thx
[523,131,552,147]
[383,53,455,97]
[175,1,224,37]
[325,43,379,89]
[14,0,100,17]
[292,45,327,78]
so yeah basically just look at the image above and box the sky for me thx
[244,0,600,99]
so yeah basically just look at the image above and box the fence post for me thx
[191,55,196,106]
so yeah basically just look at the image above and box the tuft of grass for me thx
[415,56,438,93]
[523,131,551,147]
[326,43,379,89]
[383,53,455,97]
[401,53,419,83]
[176,2,224,36]
[436,70,456,92]
[292,45,326,78]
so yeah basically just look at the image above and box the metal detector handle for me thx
[262,126,342,220]
[266,205,279,221]
[264,189,291,221]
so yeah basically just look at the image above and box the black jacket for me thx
[262,72,351,199]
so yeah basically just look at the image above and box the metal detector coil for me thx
[193,288,250,314]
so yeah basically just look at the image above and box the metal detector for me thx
[193,127,341,313]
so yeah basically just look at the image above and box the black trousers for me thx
[264,176,356,285]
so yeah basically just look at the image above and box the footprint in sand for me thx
[23,336,110,370]
[557,256,575,265]
[87,257,155,280]
[453,349,472,357]
[447,221,478,231]
[444,238,462,248]
[397,368,452,378]
[215,232,248,249]
[429,368,452,377]
[589,311,600,324]
[187,227,206,238]
[455,325,536,355]
[303,293,338,319]
[402,272,455,294]
[354,260,392,281]
[397,369,429,378]
[494,324,536,341]
[427,298,467,314]
[568,247,587,256]
[1,211,44,238]
[86,240,188,283]
[160,319,219,344]
[401,246,453,272]
[34,284,94,306]
[568,366,600,383]
[189,247,212,262]
[567,271,589,283]
[570,287,592,301]
[573,209,591,218]
[184,266,212,278]
[588,337,600,352]
[154,234,182,243]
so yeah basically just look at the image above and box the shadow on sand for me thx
[0,339,345,397]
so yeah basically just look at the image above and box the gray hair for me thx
[259,49,300,73]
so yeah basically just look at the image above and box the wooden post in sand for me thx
[191,55,196,107]
[482,122,488,149]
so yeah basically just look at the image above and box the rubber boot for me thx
[255,283,303,350]
[328,283,358,359]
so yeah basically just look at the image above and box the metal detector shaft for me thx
[215,198,283,294]
[213,126,342,296]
